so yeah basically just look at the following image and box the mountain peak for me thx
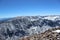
[0,15,60,40]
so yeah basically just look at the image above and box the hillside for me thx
[20,27,60,40]
[0,15,60,40]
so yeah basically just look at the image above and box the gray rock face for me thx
[0,16,60,40]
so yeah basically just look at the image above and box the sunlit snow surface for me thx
[52,30,60,33]
[43,16,60,21]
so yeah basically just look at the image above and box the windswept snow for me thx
[43,16,60,21]
[52,30,60,33]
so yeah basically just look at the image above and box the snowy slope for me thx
[0,15,60,40]
[42,15,60,21]
[52,30,60,33]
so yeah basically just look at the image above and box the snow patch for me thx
[52,30,60,33]
[28,26,41,35]
[43,16,60,21]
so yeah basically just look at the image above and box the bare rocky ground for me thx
[20,27,60,40]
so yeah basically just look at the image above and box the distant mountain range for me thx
[0,15,60,40]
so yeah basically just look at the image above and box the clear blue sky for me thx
[0,0,60,18]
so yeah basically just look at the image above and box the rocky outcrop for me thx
[20,27,60,40]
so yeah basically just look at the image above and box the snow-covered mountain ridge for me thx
[0,15,60,40]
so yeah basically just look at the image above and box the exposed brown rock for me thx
[20,27,60,40]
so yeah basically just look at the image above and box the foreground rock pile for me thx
[20,27,60,40]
